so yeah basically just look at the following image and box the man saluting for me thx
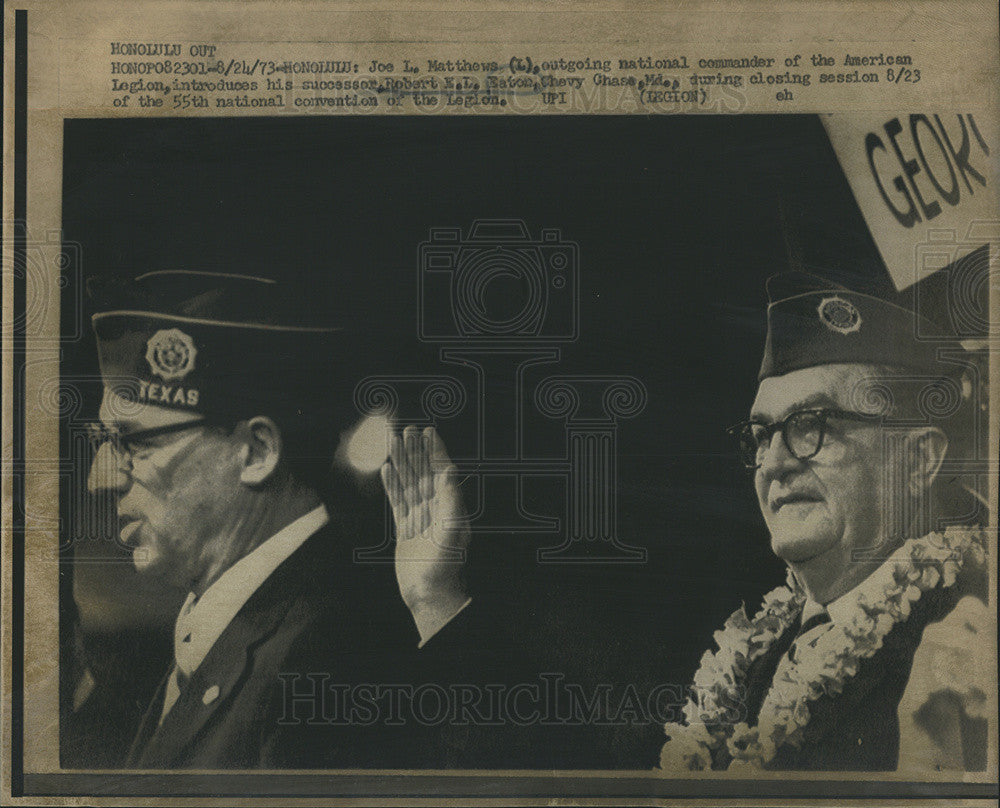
[84,270,472,769]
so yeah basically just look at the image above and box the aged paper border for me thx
[3,0,998,805]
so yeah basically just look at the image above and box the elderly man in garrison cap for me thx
[85,271,477,769]
[657,272,991,772]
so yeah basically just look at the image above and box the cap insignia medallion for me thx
[146,328,197,381]
[817,296,862,335]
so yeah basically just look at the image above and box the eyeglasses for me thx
[86,419,208,464]
[727,408,882,470]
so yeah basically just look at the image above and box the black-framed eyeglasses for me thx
[85,419,208,462]
[727,408,882,470]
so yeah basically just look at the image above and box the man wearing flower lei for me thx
[658,271,992,773]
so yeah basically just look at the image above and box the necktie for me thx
[174,593,198,681]
[788,610,831,661]
[160,596,197,723]
[171,628,193,698]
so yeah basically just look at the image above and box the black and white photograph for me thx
[4,2,998,805]
[57,112,994,771]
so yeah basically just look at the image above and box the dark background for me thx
[59,114,902,768]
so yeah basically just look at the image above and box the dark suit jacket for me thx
[739,583,982,771]
[125,519,531,769]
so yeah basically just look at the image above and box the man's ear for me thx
[907,427,948,494]
[238,416,283,486]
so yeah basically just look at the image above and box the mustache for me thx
[769,490,824,510]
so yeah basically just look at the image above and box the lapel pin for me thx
[202,685,220,705]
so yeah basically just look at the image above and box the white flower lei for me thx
[659,527,988,772]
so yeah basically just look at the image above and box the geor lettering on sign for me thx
[822,113,996,290]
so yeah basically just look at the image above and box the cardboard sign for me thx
[823,113,997,290]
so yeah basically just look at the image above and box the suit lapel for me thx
[139,643,250,763]
[133,525,340,768]
[125,668,171,766]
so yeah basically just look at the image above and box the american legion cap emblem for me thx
[817,296,862,335]
[145,328,197,381]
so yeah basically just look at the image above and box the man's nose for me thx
[757,431,802,479]
[87,443,130,494]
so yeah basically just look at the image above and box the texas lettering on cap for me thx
[91,271,346,418]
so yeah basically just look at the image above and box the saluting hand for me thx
[381,425,471,645]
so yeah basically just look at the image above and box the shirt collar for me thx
[801,556,897,628]
[173,504,329,678]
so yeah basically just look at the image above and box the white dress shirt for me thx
[794,559,895,652]
[159,504,329,723]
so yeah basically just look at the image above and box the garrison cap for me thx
[90,271,347,418]
[759,271,956,381]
